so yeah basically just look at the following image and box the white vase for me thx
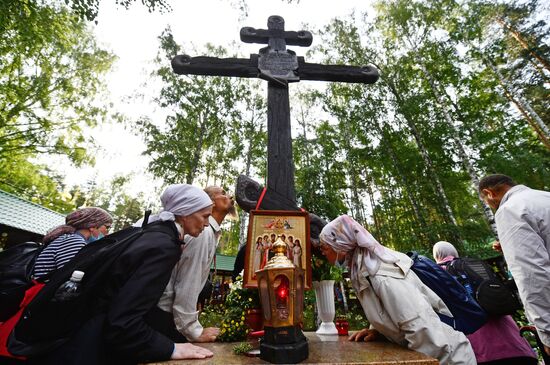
[313,280,338,335]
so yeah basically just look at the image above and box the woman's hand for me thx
[348,328,380,342]
[171,343,214,359]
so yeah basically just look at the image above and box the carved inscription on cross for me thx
[172,15,379,208]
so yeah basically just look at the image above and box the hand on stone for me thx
[348,328,380,342]
[544,345,550,356]
[171,343,213,359]
[492,240,502,252]
[195,327,220,342]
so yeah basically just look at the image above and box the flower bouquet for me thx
[218,275,261,342]
[311,247,343,282]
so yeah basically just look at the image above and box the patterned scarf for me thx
[319,215,397,277]
[43,207,112,244]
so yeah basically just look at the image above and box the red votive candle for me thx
[336,317,349,336]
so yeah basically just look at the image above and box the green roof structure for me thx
[0,189,65,235]
[212,253,236,272]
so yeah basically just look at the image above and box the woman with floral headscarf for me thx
[33,207,113,278]
[319,215,475,365]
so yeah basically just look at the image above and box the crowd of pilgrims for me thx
[4,173,549,365]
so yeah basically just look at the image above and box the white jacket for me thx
[352,251,476,365]
[496,184,550,347]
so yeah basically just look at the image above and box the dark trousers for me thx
[27,314,107,365]
[144,306,188,343]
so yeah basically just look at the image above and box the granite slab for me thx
[146,332,439,364]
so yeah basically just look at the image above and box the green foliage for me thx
[232,342,253,355]
[218,307,249,342]
[0,156,76,213]
[294,119,348,220]
[217,219,241,256]
[335,310,370,331]
[72,175,150,231]
[0,0,114,163]
[217,276,260,342]
[139,29,266,191]
[299,0,550,255]
[224,277,260,311]
[301,289,317,331]
[311,251,344,282]
[56,0,171,21]
[0,0,114,213]
[198,303,225,328]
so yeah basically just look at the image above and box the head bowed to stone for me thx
[320,215,397,276]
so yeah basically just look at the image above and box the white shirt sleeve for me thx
[171,230,215,341]
[497,205,550,347]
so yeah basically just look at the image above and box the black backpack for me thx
[445,257,522,316]
[6,219,166,358]
[407,252,487,335]
[0,242,44,322]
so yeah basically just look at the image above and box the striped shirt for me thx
[33,233,87,278]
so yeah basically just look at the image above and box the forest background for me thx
[1,0,549,258]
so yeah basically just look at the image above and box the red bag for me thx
[0,281,45,360]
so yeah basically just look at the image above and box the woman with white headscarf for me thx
[432,241,459,265]
[319,215,475,365]
[38,184,215,365]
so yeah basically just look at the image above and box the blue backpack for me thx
[406,251,487,335]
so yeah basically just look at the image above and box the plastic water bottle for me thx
[53,270,84,302]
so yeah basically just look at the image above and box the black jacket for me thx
[20,222,182,365]
[96,221,182,363]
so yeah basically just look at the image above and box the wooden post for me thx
[267,82,295,202]
[171,15,379,209]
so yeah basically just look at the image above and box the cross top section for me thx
[240,15,313,52]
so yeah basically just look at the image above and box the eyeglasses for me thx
[103,224,112,230]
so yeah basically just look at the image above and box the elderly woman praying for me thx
[318,215,475,365]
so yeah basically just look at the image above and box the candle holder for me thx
[256,237,308,363]
[335,316,349,336]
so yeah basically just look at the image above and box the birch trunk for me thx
[349,175,366,224]
[496,18,550,73]
[418,64,499,237]
[366,180,383,243]
[502,89,550,150]
[376,122,435,243]
[187,113,207,184]
[484,56,550,148]
[238,113,261,249]
[339,119,366,225]
[385,79,461,241]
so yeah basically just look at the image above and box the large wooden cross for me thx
[172,15,379,208]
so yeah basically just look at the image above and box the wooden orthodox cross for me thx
[172,15,379,208]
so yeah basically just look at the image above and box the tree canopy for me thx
[1,0,548,258]
[0,0,114,212]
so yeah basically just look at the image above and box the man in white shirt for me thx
[479,174,550,356]
[157,186,236,343]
